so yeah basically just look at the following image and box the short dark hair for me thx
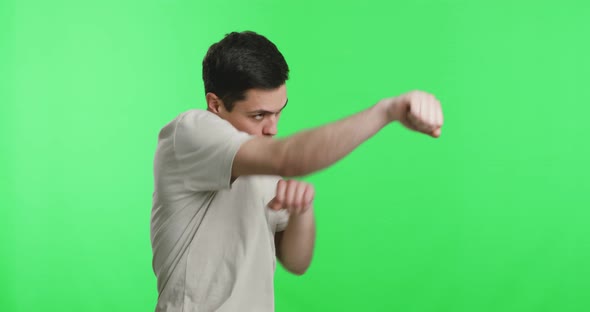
[202,31,289,111]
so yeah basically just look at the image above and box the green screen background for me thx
[2,0,589,311]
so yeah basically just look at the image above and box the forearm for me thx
[277,101,391,177]
[277,207,316,275]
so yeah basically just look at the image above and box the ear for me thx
[206,93,224,114]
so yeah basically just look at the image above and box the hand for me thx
[382,90,444,138]
[267,179,315,216]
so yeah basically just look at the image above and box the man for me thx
[151,31,443,312]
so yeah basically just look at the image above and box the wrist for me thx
[376,98,397,123]
[288,205,314,223]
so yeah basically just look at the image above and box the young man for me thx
[151,31,443,312]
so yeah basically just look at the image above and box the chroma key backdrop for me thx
[1,0,589,311]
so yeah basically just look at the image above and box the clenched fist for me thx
[383,90,444,138]
[267,179,315,216]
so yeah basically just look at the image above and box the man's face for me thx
[210,84,288,137]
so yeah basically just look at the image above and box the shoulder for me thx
[176,109,230,128]
[173,109,239,142]
[158,109,215,138]
[177,109,212,120]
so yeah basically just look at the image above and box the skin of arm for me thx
[274,208,315,275]
[232,90,443,178]
[268,179,316,275]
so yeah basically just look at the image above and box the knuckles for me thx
[275,179,315,212]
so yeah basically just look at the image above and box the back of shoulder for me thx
[177,109,224,124]
[173,109,248,149]
[175,109,232,135]
[158,109,237,145]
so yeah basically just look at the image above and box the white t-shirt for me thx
[151,109,289,312]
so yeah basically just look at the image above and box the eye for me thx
[252,114,264,121]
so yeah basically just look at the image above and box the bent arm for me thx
[275,207,316,275]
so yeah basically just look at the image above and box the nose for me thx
[262,116,278,136]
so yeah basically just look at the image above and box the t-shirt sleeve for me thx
[274,209,290,232]
[173,110,252,191]
[262,176,291,233]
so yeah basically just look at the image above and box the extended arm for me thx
[232,90,443,178]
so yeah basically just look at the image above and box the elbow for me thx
[288,264,310,276]
[278,254,312,276]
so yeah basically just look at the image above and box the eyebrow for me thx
[247,98,288,115]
